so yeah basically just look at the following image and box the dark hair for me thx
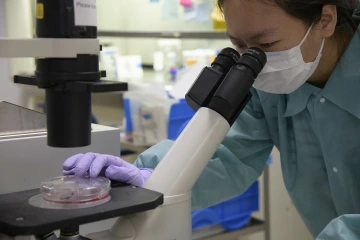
[217,0,359,32]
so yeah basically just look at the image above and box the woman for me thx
[63,1,360,238]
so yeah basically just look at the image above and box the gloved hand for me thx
[63,153,152,187]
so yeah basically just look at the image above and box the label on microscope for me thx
[73,0,97,27]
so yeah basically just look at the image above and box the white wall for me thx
[97,0,128,57]
[0,0,25,106]
[5,0,35,76]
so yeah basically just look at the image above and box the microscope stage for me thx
[0,183,163,236]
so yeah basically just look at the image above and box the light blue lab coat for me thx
[135,28,360,239]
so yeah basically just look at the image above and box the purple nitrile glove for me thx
[63,153,152,187]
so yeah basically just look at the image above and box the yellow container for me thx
[211,5,226,31]
[212,20,226,30]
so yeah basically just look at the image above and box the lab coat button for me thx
[320,98,326,103]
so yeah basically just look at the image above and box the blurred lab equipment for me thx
[184,5,197,22]
[116,55,144,80]
[180,0,193,7]
[99,46,120,81]
[182,49,217,68]
[153,39,182,81]
[195,3,211,23]
[100,46,144,81]
[123,87,177,146]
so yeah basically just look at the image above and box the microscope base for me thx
[88,192,192,240]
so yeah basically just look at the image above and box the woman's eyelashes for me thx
[233,41,280,52]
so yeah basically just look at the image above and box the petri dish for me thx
[40,175,111,204]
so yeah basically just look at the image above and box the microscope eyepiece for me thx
[237,47,267,78]
[207,47,267,125]
[185,47,240,111]
[211,47,240,73]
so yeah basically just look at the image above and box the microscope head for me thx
[14,0,127,147]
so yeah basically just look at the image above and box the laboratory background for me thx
[0,0,314,240]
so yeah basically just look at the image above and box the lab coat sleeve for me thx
[316,215,360,240]
[134,89,274,211]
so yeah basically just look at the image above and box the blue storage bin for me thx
[123,98,133,133]
[192,181,259,231]
[168,99,195,140]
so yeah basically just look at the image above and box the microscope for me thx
[0,1,267,239]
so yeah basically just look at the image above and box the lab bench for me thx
[120,140,271,240]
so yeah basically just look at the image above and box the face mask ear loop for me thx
[299,23,325,56]
[299,23,314,46]
[317,38,325,55]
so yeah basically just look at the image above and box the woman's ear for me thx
[318,5,337,38]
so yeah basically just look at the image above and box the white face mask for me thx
[253,25,325,94]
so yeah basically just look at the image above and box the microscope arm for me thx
[144,48,267,198]
[143,107,231,196]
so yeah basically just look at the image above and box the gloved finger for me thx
[63,169,76,175]
[89,155,129,178]
[105,166,143,187]
[63,154,84,171]
[65,167,105,178]
[139,168,153,181]
[74,152,98,177]
[89,155,109,178]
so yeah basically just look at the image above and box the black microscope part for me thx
[185,47,240,111]
[185,47,267,125]
[14,0,128,148]
[237,47,267,78]
[211,47,241,73]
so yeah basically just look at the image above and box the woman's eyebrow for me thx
[227,27,278,42]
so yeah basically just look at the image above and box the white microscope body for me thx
[88,108,231,240]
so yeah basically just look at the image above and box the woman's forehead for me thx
[223,0,299,40]
[222,0,276,14]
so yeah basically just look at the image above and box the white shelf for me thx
[98,31,228,39]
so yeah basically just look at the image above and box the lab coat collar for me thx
[283,82,316,117]
[322,27,360,119]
